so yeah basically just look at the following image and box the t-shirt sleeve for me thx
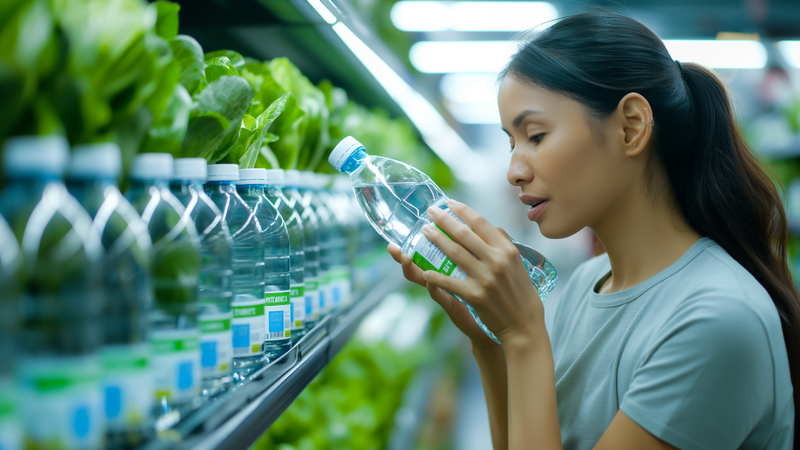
[619,296,775,450]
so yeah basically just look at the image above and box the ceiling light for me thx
[391,1,558,32]
[663,40,767,69]
[332,23,482,180]
[306,0,337,24]
[410,41,517,73]
[440,73,498,104]
[778,41,800,68]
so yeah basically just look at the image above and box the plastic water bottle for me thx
[298,172,334,317]
[237,169,292,360]
[67,143,154,446]
[171,159,234,395]
[205,165,266,376]
[1,136,105,449]
[329,137,558,345]
[316,174,353,310]
[284,170,321,329]
[126,153,202,412]
[264,169,306,343]
[0,214,22,450]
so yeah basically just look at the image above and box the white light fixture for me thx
[307,0,337,24]
[778,41,800,68]
[410,41,518,73]
[331,22,482,180]
[440,73,501,124]
[664,40,767,69]
[391,1,558,32]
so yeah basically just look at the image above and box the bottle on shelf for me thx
[67,143,155,447]
[298,171,334,317]
[329,136,558,344]
[284,170,322,330]
[1,136,105,449]
[126,153,202,414]
[0,214,22,450]
[315,174,354,311]
[264,169,307,343]
[171,158,234,395]
[237,169,292,360]
[205,165,266,379]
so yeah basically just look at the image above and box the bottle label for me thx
[101,344,153,431]
[150,328,201,404]
[319,271,334,314]
[290,284,305,330]
[330,267,352,308]
[0,377,21,450]
[199,312,233,378]
[411,202,468,279]
[265,290,291,340]
[305,278,321,321]
[18,356,103,449]
[231,297,265,357]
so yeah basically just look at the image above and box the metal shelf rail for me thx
[137,263,406,450]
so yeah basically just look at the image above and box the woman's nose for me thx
[507,151,533,187]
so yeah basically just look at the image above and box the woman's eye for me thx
[529,134,544,144]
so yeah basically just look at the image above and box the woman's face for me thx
[499,75,636,239]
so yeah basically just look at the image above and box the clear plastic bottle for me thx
[316,174,354,311]
[0,136,105,449]
[299,171,334,317]
[329,137,558,344]
[126,153,201,412]
[0,214,22,450]
[171,159,234,395]
[205,165,266,377]
[66,143,154,447]
[284,170,321,330]
[264,169,307,343]
[238,169,292,360]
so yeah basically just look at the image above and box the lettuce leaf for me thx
[221,92,288,168]
[170,35,205,95]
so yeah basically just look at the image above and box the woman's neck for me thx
[591,182,702,294]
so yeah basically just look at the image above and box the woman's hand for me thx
[387,242,497,348]
[418,199,545,346]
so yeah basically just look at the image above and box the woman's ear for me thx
[615,93,653,157]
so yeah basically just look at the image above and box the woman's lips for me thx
[527,200,549,221]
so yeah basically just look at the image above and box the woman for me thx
[388,12,800,450]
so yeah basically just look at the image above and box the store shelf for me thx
[172,0,432,121]
[136,264,407,450]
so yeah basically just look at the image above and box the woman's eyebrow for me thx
[513,109,544,128]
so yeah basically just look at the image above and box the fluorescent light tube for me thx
[391,1,558,32]
[778,41,800,68]
[663,40,767,69]
[410,41,518,73]
[440,73,499,104]
[307,0,337,24]
[332,22,482,180]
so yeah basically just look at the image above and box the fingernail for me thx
[422,271,431,281]
[422,224,434,234]
[427,206,438,216]
[448,199,460,207]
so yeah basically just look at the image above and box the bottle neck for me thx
[170,179,204,194]
[130,178,169,190]
[205,181,238,195]
[237,184,266,197]
[340,148,368,174]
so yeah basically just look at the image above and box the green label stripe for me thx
[200,318,232,333]
[412,251,457,276]
[29,373,99,393]
[305,280,319,290]
[265,291,291,305]
[151,337,200,354]
[291,285,305,298]
[102,355,149,371]
[232,304,265,318]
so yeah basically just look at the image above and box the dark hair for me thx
[502,11,800,446]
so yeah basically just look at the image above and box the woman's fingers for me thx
[387,243,402,263]
[446,199,511,248]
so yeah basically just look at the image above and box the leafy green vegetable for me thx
[204,56,240,84]
[139,83,192,154]
[170,35,205,95]
[221,92,289,168]
[179,75,254,161]
[153,0,180,40]
[205,49,246,71]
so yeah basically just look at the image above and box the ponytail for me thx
[503,12,800,447]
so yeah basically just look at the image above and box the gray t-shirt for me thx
[551,238,794,450]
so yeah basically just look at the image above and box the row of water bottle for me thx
[0,136,373,450]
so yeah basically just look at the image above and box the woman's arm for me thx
[473,343,509,450]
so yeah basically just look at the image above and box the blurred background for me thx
[2,0,800,449]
